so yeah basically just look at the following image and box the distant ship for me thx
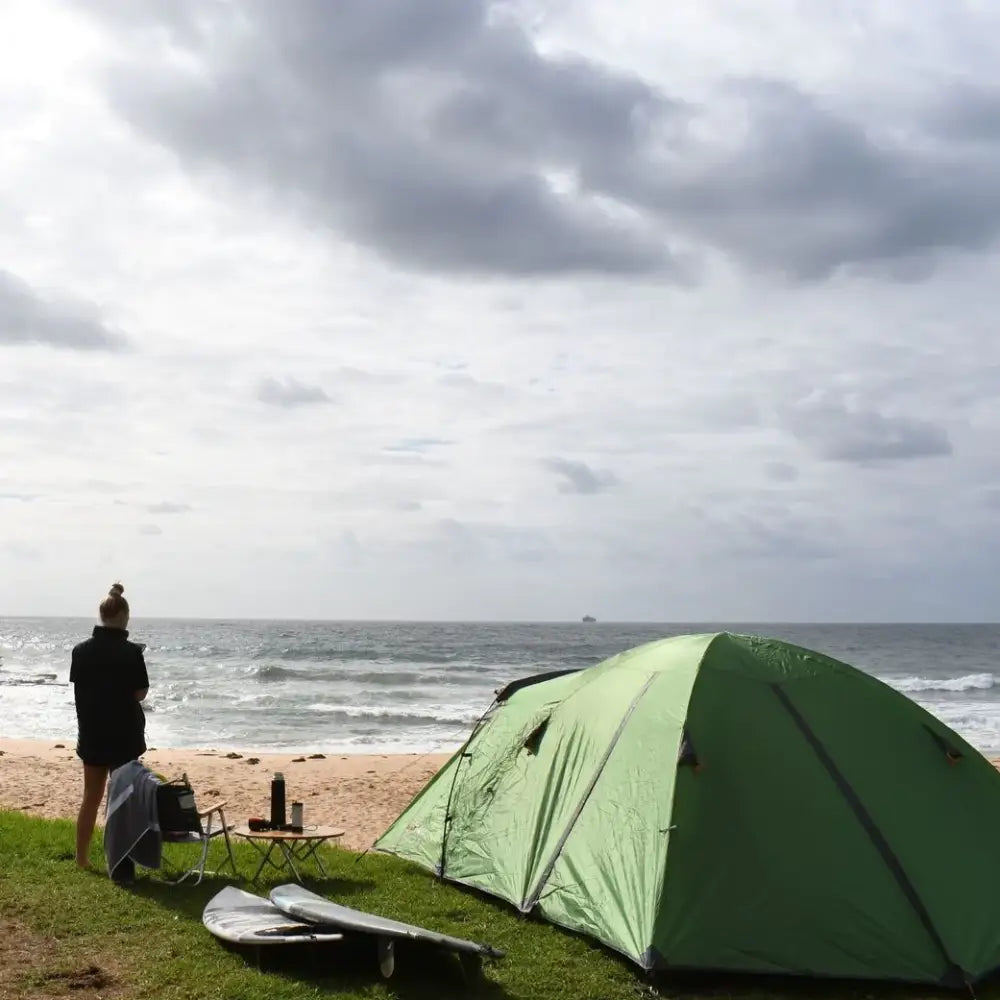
[582,615,596,623]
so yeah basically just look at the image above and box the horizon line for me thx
[3,615,999,626]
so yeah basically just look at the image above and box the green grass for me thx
[2,811,993,1000]
[0,810,646,1000]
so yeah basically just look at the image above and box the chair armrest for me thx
[197,799,227,817]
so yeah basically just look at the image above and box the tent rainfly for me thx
[374,632,1000,989]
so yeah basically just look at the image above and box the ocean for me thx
[2,619,999,756]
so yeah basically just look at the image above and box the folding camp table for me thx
[232,825,345,883]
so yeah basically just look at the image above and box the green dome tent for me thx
[374,632,1000,988]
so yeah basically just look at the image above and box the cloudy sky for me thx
[2,0,999,621]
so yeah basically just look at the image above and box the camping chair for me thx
[156,775,238,886]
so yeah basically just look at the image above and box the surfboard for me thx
[202,886,345,946]
[269,883,504,979]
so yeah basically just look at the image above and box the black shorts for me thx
[76,746,142,770]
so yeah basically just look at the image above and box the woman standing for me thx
[70,582,149,871]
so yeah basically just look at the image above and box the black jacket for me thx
[70,625,149,766]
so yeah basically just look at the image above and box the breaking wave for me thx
[891,673,996,694]
[306,703,482,726]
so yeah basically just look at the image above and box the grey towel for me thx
[105,760,162,878]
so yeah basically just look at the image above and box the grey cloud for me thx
[0,269,126,351]
[413,518,554,565]
[730,516,839,561]
[82,479,132,494]
[89,5,1000,282]
[256,376,331,408]
[333,366,403,385]
[686,393,761,431]
[147,501,192,514]
[701,504,840,562]
[927,84,1000,144]
[93,1,680,278]
[362,451,448,467]
[139,524,162,535]
[384,437,452,454]
[438,372,511,397]
[764,462,799,483]
[0,492,40,501]
[543,457,618,495]
[784,394,953,463]
[604,78,1000,280]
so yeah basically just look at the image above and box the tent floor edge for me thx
[647,956,974,992]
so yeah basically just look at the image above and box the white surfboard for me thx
[202,886,344,946]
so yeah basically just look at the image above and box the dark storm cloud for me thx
[256,377,331,408]
[605,78,1000,280]
[0,269,126,351]
[96,1,675,278]
[87,4,1000,282]
[543,457,618,494]
[784,395,953,463]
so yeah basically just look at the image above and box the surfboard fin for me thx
[377,936,395,978]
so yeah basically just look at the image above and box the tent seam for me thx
[771,682,963,985]
[520,672,659,911]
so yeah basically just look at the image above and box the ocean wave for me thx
[250,646,459,664]
[0,673,60,686]
[348,668,497,685]
[243,663,500,685]
[246,664,314,682]
[306,702,482,726]
[891,673,996,693]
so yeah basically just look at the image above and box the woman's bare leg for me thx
[76,764,109,868]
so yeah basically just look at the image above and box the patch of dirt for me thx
[40,966,113,990]
[0,919,123,999]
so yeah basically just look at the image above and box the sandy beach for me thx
[0,738,452,852]
[7,736,1000,855]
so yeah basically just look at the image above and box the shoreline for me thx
[0,738,453,852]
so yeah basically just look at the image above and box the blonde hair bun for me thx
[109,582,125,597]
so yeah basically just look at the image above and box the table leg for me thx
[289,838,329,877]
[276,840,303,882]
[249,840,280,884]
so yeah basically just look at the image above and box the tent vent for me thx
[677,729,701,771]
[523,718,549,755]
[923,724,964,764]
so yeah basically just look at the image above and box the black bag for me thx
[156,774,201,836]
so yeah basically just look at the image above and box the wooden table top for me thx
[232,824,345,841]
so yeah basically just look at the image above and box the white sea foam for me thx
[889,672,996,694]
